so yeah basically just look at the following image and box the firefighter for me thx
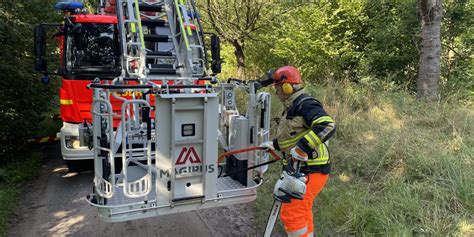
[260,66,336,237]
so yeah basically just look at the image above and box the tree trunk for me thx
[417,0,443,101]
[232,40,245,77]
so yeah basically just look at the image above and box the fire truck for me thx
[35,0,208,171]
[34,0,278,222]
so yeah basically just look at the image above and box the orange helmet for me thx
[272,66,302,85]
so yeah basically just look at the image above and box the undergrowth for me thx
[0,152,42,236]
[255,81,473,236]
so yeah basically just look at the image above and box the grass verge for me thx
[0,151,42,236]
[255,82,473,236]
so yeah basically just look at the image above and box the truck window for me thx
[66,23,119,73]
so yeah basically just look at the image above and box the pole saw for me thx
[264,147,308,237]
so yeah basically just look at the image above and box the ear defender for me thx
[282,82,293,95]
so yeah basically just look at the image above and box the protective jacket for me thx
[273,89,336,174]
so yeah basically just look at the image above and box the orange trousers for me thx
[280,173,329,237]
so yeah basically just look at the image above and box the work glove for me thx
[258,141,275,151]
[296,139,313,154]
[273,170,307,203]
[289,146,309,162]
[257,141,276,175]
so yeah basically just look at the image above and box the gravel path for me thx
[7,143,259,237]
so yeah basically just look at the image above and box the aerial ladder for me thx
[82,0,275,222]
[114,0,205,79]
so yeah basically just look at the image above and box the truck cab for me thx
[34,3,121,170]
[60,14,120,170]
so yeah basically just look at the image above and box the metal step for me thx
[148,64,177,75]
[149,64,174,69]
[149,68,177,75]
[145,74,188,80]
[147,51,174,57]
[144,34,171,43]
[141,19,167,28]
[138,3,163,12]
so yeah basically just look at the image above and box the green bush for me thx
[0,187,17,237]
[0,2,62,162]
[0,151,42,236]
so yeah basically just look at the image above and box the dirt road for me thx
[7,143,259,237]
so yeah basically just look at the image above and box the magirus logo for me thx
[176,146,201,165]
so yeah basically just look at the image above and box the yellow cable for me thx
[174,0,190,50]
[134,0,145,48]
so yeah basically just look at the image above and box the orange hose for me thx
[218,146,281,163]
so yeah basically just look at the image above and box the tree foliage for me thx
[200,0,282,76]
[441,0,473,97]
[240,1,472,99]
[0,1,62,162]
[246,2,420,83]
[362,1,420,87]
